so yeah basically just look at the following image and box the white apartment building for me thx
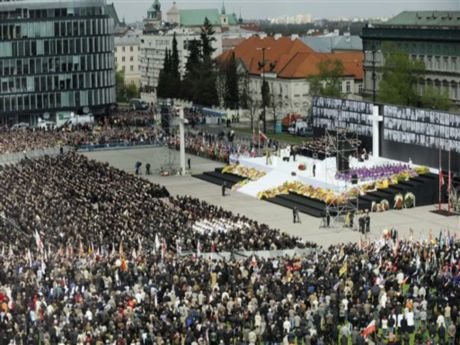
[139,28,222,90]
[115,29,142,86]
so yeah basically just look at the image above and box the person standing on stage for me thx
[365,211,370,233]
[293,207,300,224]
[222,181,227,197]
[291,146,297,162]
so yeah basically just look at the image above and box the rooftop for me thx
[301,35,362,53]
[219,35,363,80]
[179,8,238,27]
[0,0,107,10]
[381,11,460,27]
[115,29,141,46]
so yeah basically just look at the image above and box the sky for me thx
[112,0,459,23]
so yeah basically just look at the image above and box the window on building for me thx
[122,46,125,52]
[435,56,440,70]
[358,84,363,94]
[130,65,134,71]
[122,57,125,62]
[130,46,133,52]
[346,81,351,93]
[130,56,133,62]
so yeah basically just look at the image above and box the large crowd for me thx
[0,110,165,155]
[0,153,305,254]
[0,122,459,345]
[169,131,255,163]
[0,125,159,155]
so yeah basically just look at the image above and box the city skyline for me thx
[112,0,459,23]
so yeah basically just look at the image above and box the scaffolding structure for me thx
[323,127,361,228]
[158,110,180,176]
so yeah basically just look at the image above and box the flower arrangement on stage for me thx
[372,199,390,213]
[394,193,404,209]
[231,180,250,191]
[222,164,266,181]
[404,192,415,208]
[335,164,421,183]
[414,166,430,175]
[381,199,390,211]
[257,181,348,205]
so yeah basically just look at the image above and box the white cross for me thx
[372,105,383,158]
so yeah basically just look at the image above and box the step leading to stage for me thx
[238,170,300,198]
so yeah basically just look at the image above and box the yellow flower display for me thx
[222,165,266,181]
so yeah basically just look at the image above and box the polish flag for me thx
[361,320,376,337]
[259,130,268,142]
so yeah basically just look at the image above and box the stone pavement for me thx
[84,147,460,247]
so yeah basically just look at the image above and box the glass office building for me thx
[0,0,116,126]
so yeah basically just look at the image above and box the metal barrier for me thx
[77,140,161,152]
[0,141,162,166]
[180,247,318,260]
[0,146,72,166]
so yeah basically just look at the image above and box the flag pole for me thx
[439,145,442,211]
[448,146,451,214]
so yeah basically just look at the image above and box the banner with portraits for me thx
[312,96,373,137]
[383,105,460,152]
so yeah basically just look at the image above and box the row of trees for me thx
[157,18,219,107]
[307,45,454,111]
[378,44,453,111]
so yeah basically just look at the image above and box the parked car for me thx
[129,98,149,111]
[37,120,56,130]
[11,122,29,130]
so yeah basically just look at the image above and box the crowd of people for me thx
[168,131,255,164]
[0,125,159,155]
[0,110,164,155]
[0,120,459,344]
[0,153,306,255]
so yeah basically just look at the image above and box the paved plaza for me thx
[84,147,460,247]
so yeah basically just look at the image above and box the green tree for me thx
[195,17,218,106]
[201,17,216,63]
[170,32,181,99]
[116,70,127,103]
[171,33,180,78]
[182,39,201,101]
[420,86,454,111]
[308,59,344,97]
[260,80,270,132]
[126,82,140,100]
[157,48,171,99]
[378,43,425,106]
[224,52,240,109]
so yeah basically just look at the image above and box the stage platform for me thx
[237,153,420,196]
[193,153,440,218]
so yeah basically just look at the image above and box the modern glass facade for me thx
[0,0,116,126]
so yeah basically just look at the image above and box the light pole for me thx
[257,46,270,133]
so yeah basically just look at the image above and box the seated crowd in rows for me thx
[0,152,458,344]
[0,153,306,255]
